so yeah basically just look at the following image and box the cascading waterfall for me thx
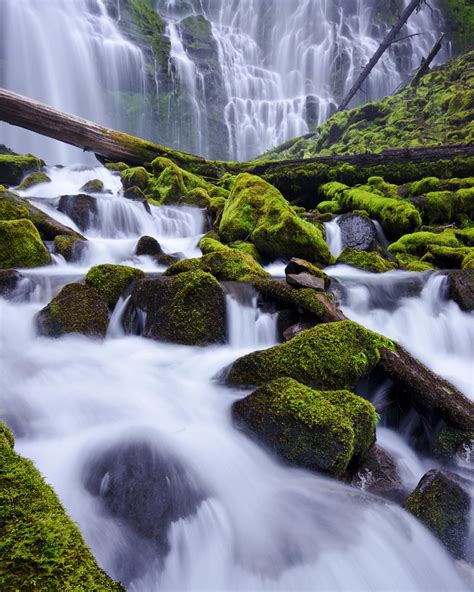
[0,0,149,164]
[157,0,447,159]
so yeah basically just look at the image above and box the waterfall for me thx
[324,218,343,257]
[0,0,149,164]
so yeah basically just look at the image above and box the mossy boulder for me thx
[219,174,333,265]
[322,182,421,239]
[388,230,461,258]
[0,422,123,590]
[0,219,51,268]
[405,469,470,559]
[395,253,436,272]
[233,378,376,476]
[131,270,226,345]
[53,235,86,262]
[0,154,44,186]
[166,247,269,282]
[120,166,151,191]
[0,186,30,220]
[433,427,474,462]
[227,320,394,389]
[337,248,396,273]
[17,172,51,191]
[85,264,145,308]
[80,179,106,194]
[36,283,109,338]
[417,188,474,226]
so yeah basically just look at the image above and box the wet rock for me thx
[0,154,44,186]
[36,283,109,338]
[130,270,226,345]
[85,264,145,308]
[432,426,474,463]
[351,445,405,503]
[17,172,51,190]
[83,439,204,577]
[58,194,97,231]
[233,377,377,477]
[447,270,474,312]
[286,272,325,291]
[53,235,86,262]
[282,322,314,341]
[0,270,23,297]
[79,179,105,194]
[285,258,330,288]
[135,235,164,257]
[0,219,51,269]
[338,213,379,251]
[405,469,470,559]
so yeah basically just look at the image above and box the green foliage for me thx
[86,264,145,308]
[0,219,51,268]
[0,422,123,590]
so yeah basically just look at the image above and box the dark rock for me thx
[432,426,474,462]
[135,235,163,257]
[285,258,330,288]
[338,213,379,251]
[405,469,470,559]
[53,235,87,262]
[36,283,109,338]
[0,154,44,186]
[0,270,23,297]
[448,270,474,312]
[282,322,314,341]
[130,270,226,345]
[351,445,405,503]
[286,272,325,291]
[83,439,204,580]
[58,194,98,231]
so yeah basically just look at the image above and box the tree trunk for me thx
[410,33,445,87]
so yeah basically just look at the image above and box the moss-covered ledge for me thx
[0,422,123,590]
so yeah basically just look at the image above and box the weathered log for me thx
[378,345,474,430]
[410,32,445,87]
[338,0,424,111]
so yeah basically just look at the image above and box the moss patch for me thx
[0,219,51,268]
[85,264,145,308]
[337,248,396,273]
[0,154,44,186]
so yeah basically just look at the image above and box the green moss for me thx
[462,250,474,269]
[199,231,228,255]
[388,230,461,257]
[85,264,145,308]
[317,200,341,214]
[120,166,151,191]
[80,179,105,194]
[227,319,395,389]
[422,188,474,225]
[0,422,123,590]
[17,172,51,190]
[0,186,30,220]
[337,248,396,273]
[228,240,261,261]
[438,0,474,52]
[395,253,436,272]
[219,173,333,265]
[408,177,442,195]
[0,219,51,268]
[0,154,44,186]
[54,235,84,262]
[129,0,171,70]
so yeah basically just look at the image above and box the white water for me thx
[327,266,474,399]
[1,166,471,590]
[158,0,447,159]
[325,218,343,257]
[0,0,148,163]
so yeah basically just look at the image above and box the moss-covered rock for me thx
[0,185,30,220]
[219,173,333,265]
[388,229,462,259]
[120,166,151,191]
[85,264,145,308]
[36,283,109,338]
[17,172,51,191]
[0,422,123,590]
[395,253,436,272]
[0,154,44,186]
[80,179,105,194]
[337,248,396,273]
[53,234,85,262]
[433,426,474,462]
[0,219,51,268]
[131,270,226,345]
[227,320,394,389]
[322,182,421,239]
[405,469,470,559]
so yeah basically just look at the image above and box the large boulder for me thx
[233,377,376,477]
[83,439,204,582]
[338,213,379,251]
[58,194,98,231]
[447,269,474,311]
[405,469,470,559]
[219,174,333,265]
[0,422,122,591]
[130,270,226,345]
[85,264,145,308]
[0,154,44,186]
[226,320,394,389]
[36,283,109,338]
[0,219,51,268]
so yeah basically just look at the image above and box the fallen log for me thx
[338,0,424,111]
[410,32,445,87]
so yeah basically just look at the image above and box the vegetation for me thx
[0,219,51,268]
[86,264,145,308]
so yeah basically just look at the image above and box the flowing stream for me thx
[0,167,471,590]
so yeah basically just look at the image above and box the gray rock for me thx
[448,270,474,312]
[286,272,325,291]
[58,194,97,231]
[339,213,378,251]
[352,445,405,503]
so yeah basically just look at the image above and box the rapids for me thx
[0,165,472,590]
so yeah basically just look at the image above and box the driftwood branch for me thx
[338,0,424,111]
[410,32,445,87]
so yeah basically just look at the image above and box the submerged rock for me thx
[36,283,109,338]
[233,377,376,477]
[0,422,122,590]
[85,264,145,308]
[405,469,470,559]
[131,270,226,345]
[135,235,179,266]
[0,219,51,268]
[58,194,98,231]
